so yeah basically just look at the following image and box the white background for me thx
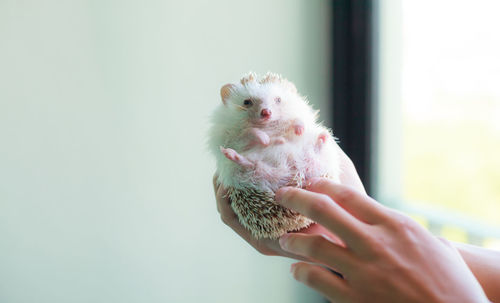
[0,1,332,302]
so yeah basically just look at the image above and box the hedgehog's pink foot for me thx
[243,128,270,150]
[220,147,254,168]
[316,131,329,150]
[293,119,305,136]
[249,128,270,146]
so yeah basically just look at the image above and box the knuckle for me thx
[388,214,421,240]
[393,214,417,232]
[366,237,387,256]
[356,227,387,256]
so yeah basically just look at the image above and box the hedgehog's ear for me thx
[220,83,235,105]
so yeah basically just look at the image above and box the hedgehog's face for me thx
[238,85,285,125]
[220,81,296,126]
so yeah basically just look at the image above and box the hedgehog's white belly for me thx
[233,130,340,192]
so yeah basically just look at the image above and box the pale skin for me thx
[213,145,500,302]
[220,123,325,169]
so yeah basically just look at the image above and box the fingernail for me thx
[290,262,298,274]
[275,187,291,203]
[279,233,290,249]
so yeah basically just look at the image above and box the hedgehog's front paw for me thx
[293,120,305,136]
[250,128,270,146]
[315,131,329,150]
[220,147,254,168]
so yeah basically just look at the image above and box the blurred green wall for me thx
[0,1,332,302]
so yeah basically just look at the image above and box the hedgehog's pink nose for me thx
[260,108,271,119]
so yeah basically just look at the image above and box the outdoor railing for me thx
[385,200,500,247]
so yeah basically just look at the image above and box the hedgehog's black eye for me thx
[275,97,281,104]
[243,99,253,107]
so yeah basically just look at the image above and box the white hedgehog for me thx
[208,72,341,239]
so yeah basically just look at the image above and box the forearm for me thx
[454,242,500,302]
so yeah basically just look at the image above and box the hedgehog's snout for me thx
[260,108,272,120]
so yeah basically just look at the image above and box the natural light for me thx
[377,0,500,249]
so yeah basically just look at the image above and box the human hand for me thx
[275,179,489,303]
[213,144,364,258]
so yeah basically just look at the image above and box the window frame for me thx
[332,0,374,195]
[332,0,500,246]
